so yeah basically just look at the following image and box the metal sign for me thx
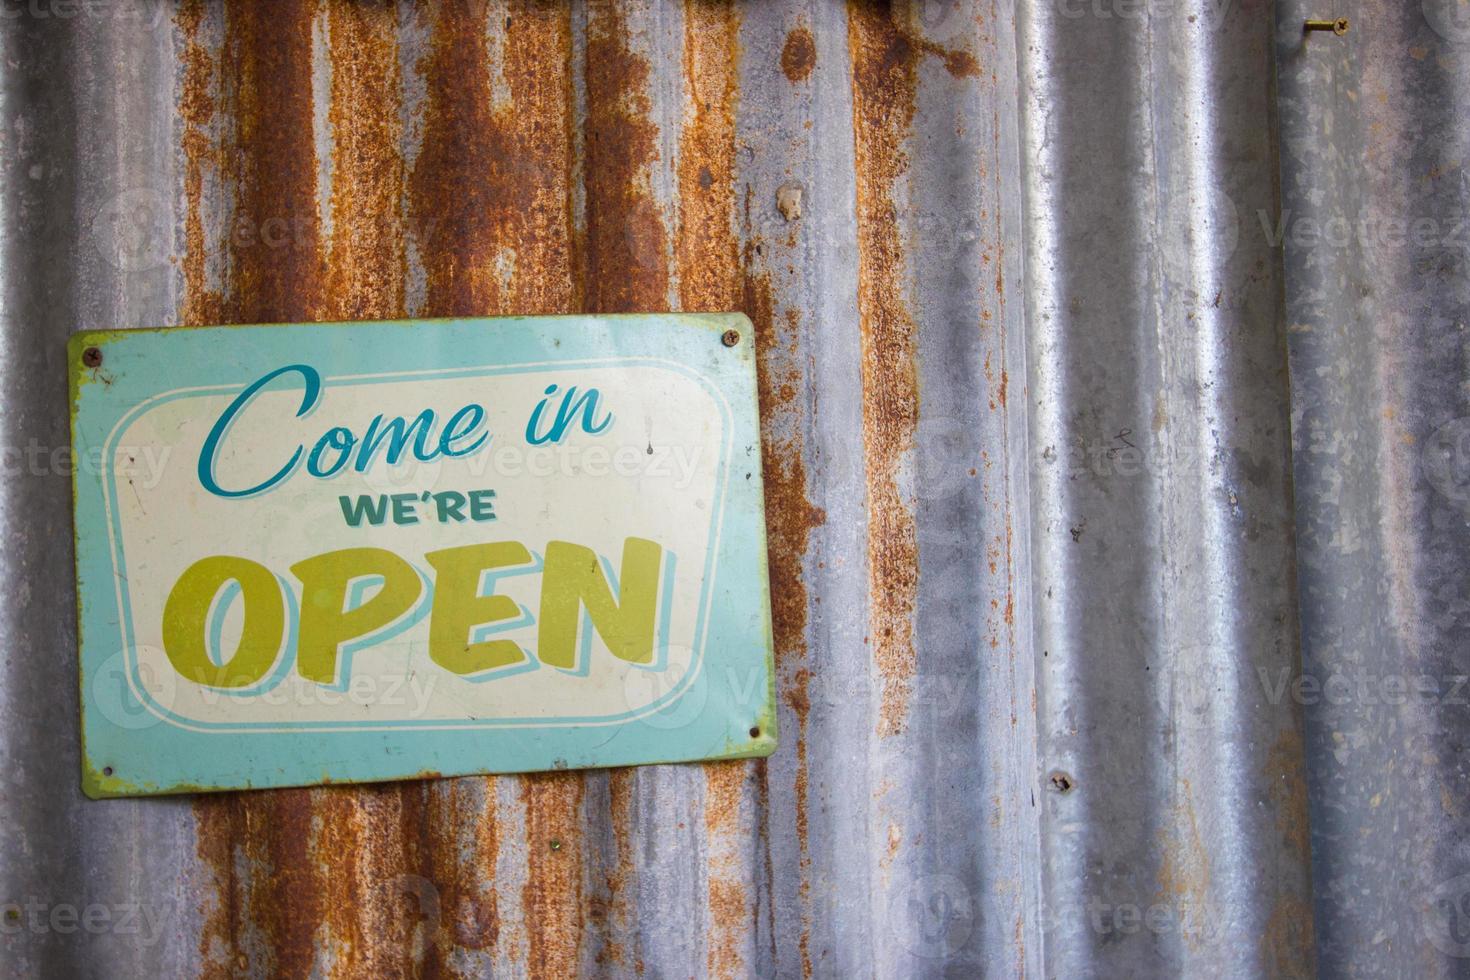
[69,315,775,797]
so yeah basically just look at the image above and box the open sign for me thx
[69,314,775,796]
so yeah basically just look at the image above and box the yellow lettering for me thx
[290,548,421,685]
[162,555,285,688]
[538,537,662,669]
[423,542,532,675]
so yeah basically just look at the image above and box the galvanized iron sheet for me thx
[0,0,1454,976]
[1278,1,1470,976]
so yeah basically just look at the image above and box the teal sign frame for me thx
[69,314,776,797]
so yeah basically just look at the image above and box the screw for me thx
[549,838,562,852]
[721,329,741,348]
[1304,17,1348,35]
[82,346,103,368]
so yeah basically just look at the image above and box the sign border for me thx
[69,314,777,797]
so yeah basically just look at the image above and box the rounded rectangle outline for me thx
[94,355,735,733]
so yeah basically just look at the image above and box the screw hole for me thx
[102,766,114,777]
[82,346,103,368]
[1048,770,1074,793]
[749,726,761,739]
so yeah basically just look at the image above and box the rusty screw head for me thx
[721,329,741,348]
[1304,17,1349,35]
[82,346,103,368]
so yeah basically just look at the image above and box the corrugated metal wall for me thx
[0,0,1458,976]
[1279,1,1470,976]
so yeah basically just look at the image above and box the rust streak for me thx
[1263,894,1315,977]
[583,0,669,312]
[324,0,405,320]
[1156,779,1216,955]
[676,1,741,313]
[591,770,636,972]
[219,0,325,324]
[178,0,221,325]
[408,0,575,318]
[262,791,326,979]
[849,1,921,738]
[193,790,243,978]
[311,786,418,980]
[521,773,587,977]
[704,762,751,980]
[1264,724,1312,868]
[414,781,502,975]
[746,228,823,976]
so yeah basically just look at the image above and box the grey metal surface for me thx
[1022,0,1312,974]
[0,0,1452,977]
[1278,1,1470,976]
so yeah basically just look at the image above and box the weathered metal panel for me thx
[1278,1,1470,976]
[1020,0,1313,975]
[1,0,1452,976]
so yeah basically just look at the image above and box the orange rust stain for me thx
[1262,894,1315,977]
[420,781,503,970]
[780,24,816,83]
[311,786,419,979]
[219,0,326,323]
[749,281,826,682]
[583,0,670,312]
[931,44,979,78]
[591,770,636,972]
[177,0,221,325]
[192,793,244,978]
[1264,724,1311,863]
[198,781,492,980]
[323,0,405,320]
[880,821,902,875]
[704,762,751,979]
[849,1,921,738]
[408,0,576,317]
[521,773,587,977]
[1155,779,1217,954]
[676,1,741,312]
[237,791,326,979]
[893,5,980,77]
